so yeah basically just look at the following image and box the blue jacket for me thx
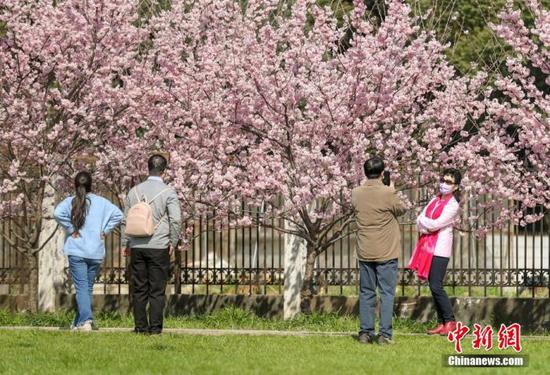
[54,193,123,260]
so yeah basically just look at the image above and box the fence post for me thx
[175,243,182,294]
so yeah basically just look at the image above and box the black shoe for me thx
[134,328,149,335]
[358,332,375,344]
[149,330,162,335]
[376,335,395,345]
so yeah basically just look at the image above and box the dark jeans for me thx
[429,256,455,323]
[359,258,398,338]
[131,248,170,333]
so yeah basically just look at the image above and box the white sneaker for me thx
[76,320,93,332]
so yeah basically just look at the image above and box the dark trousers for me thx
[131,248,170,333]
[359,258,398,338]
[429,256,455,323]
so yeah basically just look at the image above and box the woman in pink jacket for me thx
[409,168,462,336]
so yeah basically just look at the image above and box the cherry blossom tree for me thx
[136,0,484,310]
[0,0,144,311]
[1,0,547,314]
[442,0,549,235]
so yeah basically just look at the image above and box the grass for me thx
[137,283,550,298]
[0,329,547,374]
[1,306,549,334]
[0,307,432,333]
[1,308,547,374]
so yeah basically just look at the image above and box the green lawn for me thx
[1,308,547,373]
[0,307,433,333]
[153,284,550,298]
[0,330,546,374]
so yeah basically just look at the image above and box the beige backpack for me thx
[124,188,170,237]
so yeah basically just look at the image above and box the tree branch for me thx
[33,223,60,254]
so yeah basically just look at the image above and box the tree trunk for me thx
[38,181,67,311]
[300,246,317,314]
[283,224,307,319]
[27,253,39,313]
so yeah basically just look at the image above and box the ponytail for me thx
[71,171,92,231]
[453,189,462,203]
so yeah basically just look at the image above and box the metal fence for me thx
[0,218,28,294]
[0,201,548,298]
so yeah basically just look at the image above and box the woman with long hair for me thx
[54,171,123,331]
[408,168,462,336]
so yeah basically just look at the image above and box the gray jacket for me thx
[121,177,182,249]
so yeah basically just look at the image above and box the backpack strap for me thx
[153,212,166,233]
[149,188,171,233]
[147,188,171,204]
[133,188,142,203]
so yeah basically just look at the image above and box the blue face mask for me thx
[439,182,454,195]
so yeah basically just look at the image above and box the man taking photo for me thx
[352,156,407,345]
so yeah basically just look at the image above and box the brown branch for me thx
[5,224,31,252]
[319,216,357,252]
[317,211,354,244]
[0,230,18,249]
[33,223,60,254]
[254,220,312,243]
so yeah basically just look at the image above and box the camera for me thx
[383,171,391,186]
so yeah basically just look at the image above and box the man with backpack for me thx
[122,154,182,334]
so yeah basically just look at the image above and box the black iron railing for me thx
[1,202,548,298]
